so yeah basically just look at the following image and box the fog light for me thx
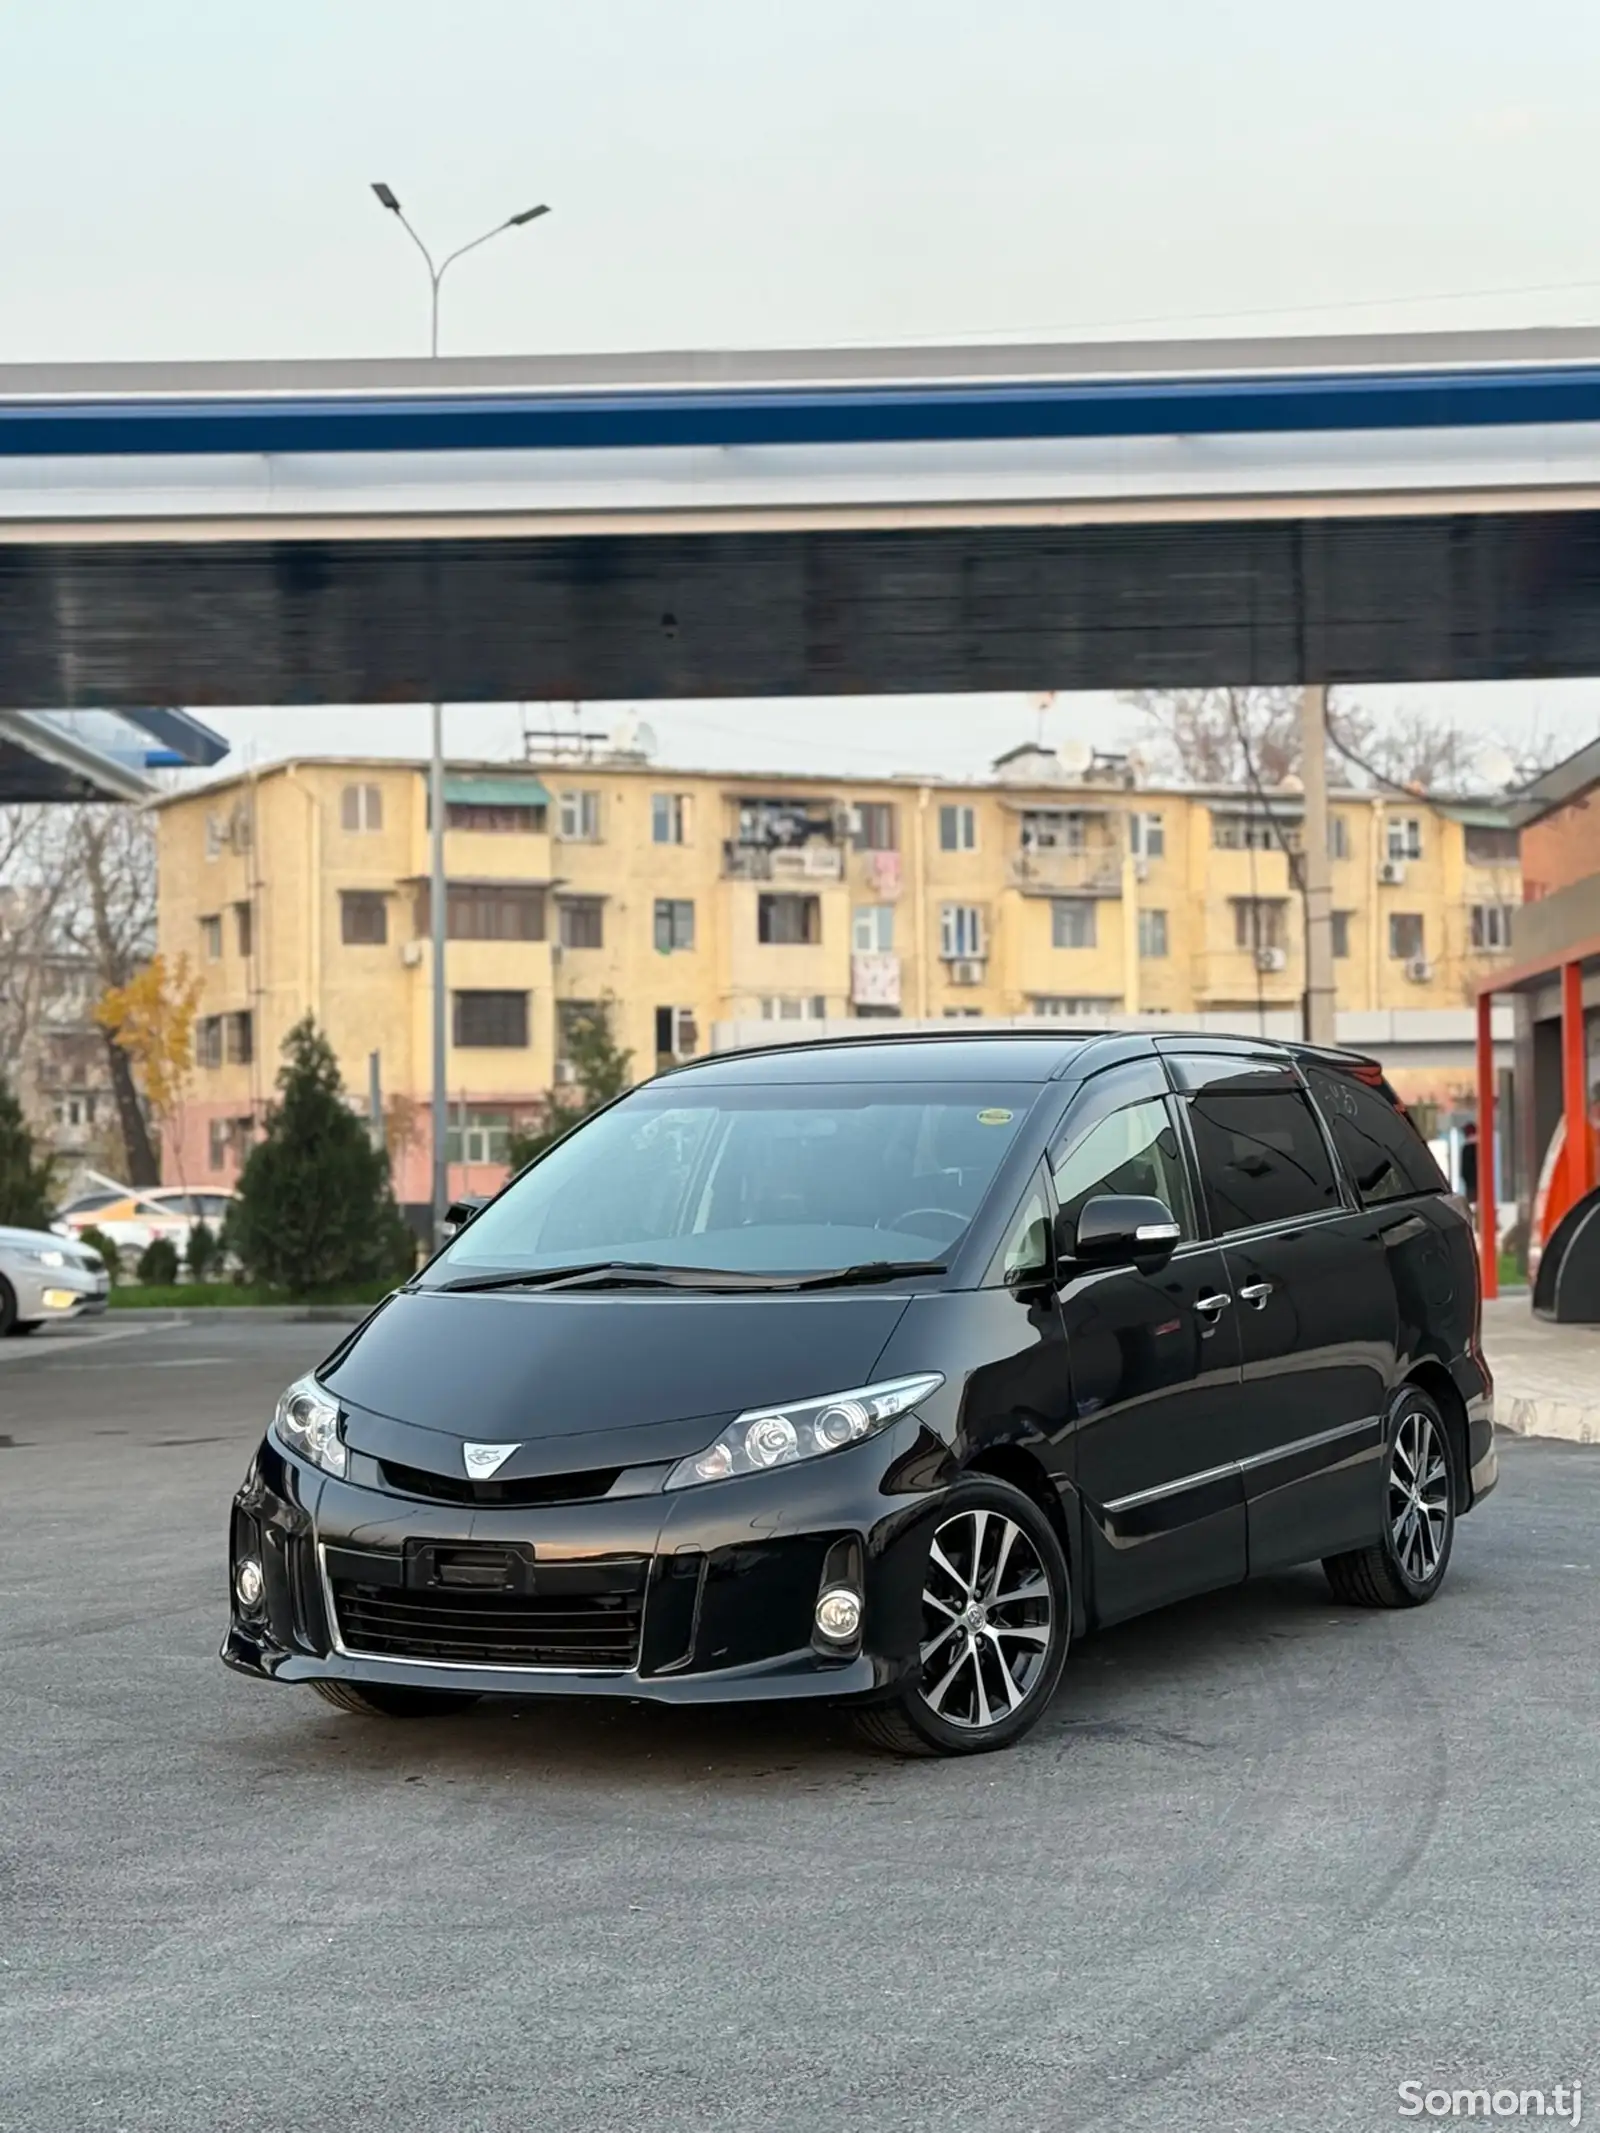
[235,1559,264,1610]
[42,1288,78,1311]
[814,1586,863,1642]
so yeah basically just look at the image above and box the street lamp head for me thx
[372,182,402,212]
[508,205,551,227]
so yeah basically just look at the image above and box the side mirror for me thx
[443,1194,490,1240]
[1056,1193,1181,1274]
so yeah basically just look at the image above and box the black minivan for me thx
[224,1030,1496,1756]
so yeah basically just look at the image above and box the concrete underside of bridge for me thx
[6,507,1600,706]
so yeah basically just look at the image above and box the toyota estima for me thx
[225,1030,1496,1756]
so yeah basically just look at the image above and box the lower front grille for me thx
[329,1577,644,1670]
[377,1458,622,1507]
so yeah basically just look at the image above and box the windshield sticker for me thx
[976,1108,1014,1126]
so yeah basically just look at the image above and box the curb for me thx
[108,1305,372,1325]
[1495,1396,1600,1447]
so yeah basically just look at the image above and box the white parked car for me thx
[0,1224,110,1336]
[54,1183,236,1260]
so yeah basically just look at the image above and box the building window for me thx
[208,1118,231,1171]
[1389,912,1426,960]
[225,1012,254,1066]
[1129,812,1165,861]
[445,1109,513,1164]
[759,996,827,1021]
[1328,815,1351,861]
[557,790,602,841]
[938,804,977,852]
[852,905,895,953]
[1051,898,1097,950]
[651,793,692,845]
[758,893,821,945]
[1331,910,1352,960]
[200,914,222,961]
[1137,908,1168,959]
[655,1005,699,1061]
[453,991,530,1048]
[1233,898,1289,951]
[1386,816,1423,862]
[940,903,985,959]
[340,783,383,833]
[445,800,547,833]
[1465,824,1519,865]
[234,902,253,957]
[1470,903,1515,951]
[448,885,546,942]
[1020,810,1086,853]
[654,898,696,952]
[1030,995,1117,1019]
[340,890,389,946]
[197,1017,224,1069]
[558,896,605,950]
[852,802,898,851]
[1212,812,1294,852]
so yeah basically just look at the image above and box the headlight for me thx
[21,1248,66,1268]
[664,1373,943,1490]
[272,1374,347,1478]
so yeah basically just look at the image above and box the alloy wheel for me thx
[1388,1407,1451,1586]
[917,1506,1054,1731]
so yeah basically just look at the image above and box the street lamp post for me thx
[370,183,551,1243]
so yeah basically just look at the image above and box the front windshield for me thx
[423,1081,1037,1280]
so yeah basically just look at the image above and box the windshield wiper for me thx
[438,1261,791,1295]
[787,1259,948,1289]
[436,1257,947,1296]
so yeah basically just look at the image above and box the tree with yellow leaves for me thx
[95,953,204,1180]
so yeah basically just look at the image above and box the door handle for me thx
[1238,1281,1274,1309]
[1194,1292,1232,1319]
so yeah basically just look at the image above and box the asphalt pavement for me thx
[2,1317,1596,2133]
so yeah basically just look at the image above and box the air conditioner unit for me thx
[1132,856,1150,883]
[399,940,425,968]
[1255,946,1288,973]
[550,942,564,964]
[553,1059,578,1084]
[1378,860,1407,886]
[1405,956,1434,984]
[950,958,986,986]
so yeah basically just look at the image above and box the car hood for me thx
[0,1223,89,1254]
[319,1285,913,1476]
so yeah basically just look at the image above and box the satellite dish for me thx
[611,712,639,754]
[1473,745,1517,792]
[634,720,658,761]
[1057,737,1094,780]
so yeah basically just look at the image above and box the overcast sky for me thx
[8,3,1600,776]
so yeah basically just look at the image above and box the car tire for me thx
[0,1279,18,1337]
[10,1321,43,1337]
[309,1679,481,1719]
[1323,1388,1457,1609]
[854,1477,1071,1758]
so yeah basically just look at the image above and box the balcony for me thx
[723,841,844,883]
[1008,844,1123,896]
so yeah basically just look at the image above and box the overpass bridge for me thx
[6,325,1600,707]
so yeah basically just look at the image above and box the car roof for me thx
[658,1028,1382,1088]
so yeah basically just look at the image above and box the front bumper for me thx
[223,1421,954,1707]
[8,1261,108,1320]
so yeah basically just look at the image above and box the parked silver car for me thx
[0,1225,110,1336]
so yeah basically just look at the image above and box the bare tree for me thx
[57,807,161,1184]
[1129,690,1567,794]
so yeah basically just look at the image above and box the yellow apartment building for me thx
[154,744,1520,1216]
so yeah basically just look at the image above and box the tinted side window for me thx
[1304,1067,1448,1205]
[1186,1089,1340,1232]
[1052,1098,1196,1240]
